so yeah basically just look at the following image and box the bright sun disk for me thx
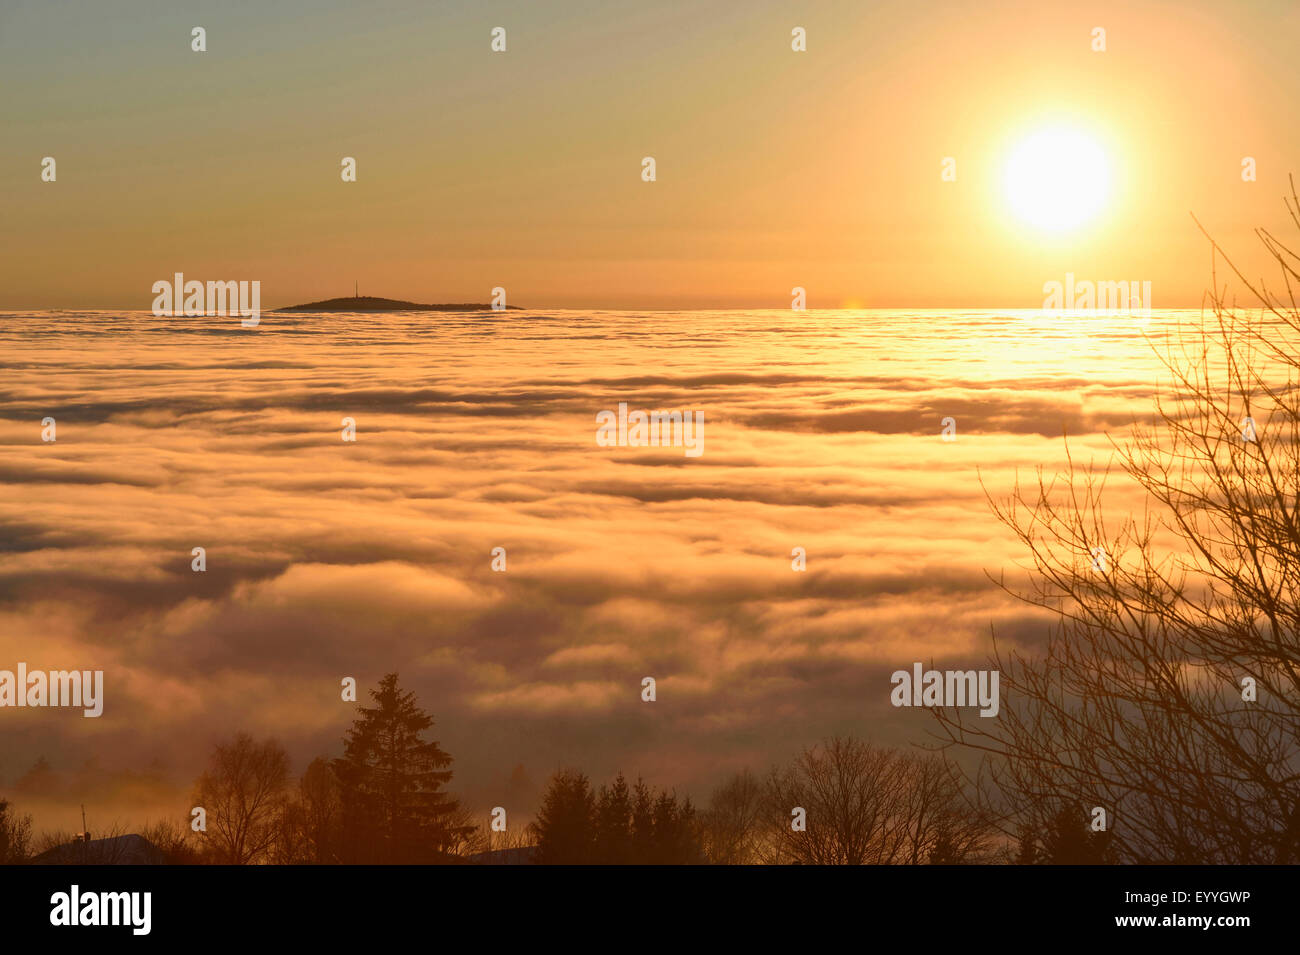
[1003,127,1111,233]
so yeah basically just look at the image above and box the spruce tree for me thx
[530,770,596,864]
[1041,804,1113,864]
[333,673,465,863]
[594,773,634,864]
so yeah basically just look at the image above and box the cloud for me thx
[0,308,1162,830]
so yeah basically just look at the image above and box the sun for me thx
[1003,127,1111,233]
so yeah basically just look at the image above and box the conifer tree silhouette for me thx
[530,769,597,864]
[333,673,466,863]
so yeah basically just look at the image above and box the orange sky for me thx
[3,0,1299,307]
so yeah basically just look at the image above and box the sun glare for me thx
[1003,127,1111,233]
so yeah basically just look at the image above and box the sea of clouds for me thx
[0,307,1169,829]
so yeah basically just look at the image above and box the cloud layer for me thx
[0,307,1164,831]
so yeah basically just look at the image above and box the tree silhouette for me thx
[192,733,289,864]
[646,788,703,864]
[933,183,1300,863]
[531,769,704,864]
[298,757,343,864]
[1037,805,1115,864]
[701,769,765,864]
[1013,822,1039,865]
[530,769,596,864]
[332,673,466,863]
[631,778,655,856]
[140,819,201,865]
[0,798,32,864]
[594,773,635,864]
[762,737,993,864]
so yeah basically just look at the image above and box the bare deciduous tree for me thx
[192,733,289,865]
[140,818,201,864]
[700,768,765,864]
[297,757,342,864]
[760,738,992,864]
[0,798,33,863]
[933,182,1300,864]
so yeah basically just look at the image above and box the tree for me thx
[530,769,596,864]
[140,819,201,865]
[260,757,347,865]
[332,673,467,863]
[701,769,765,864]
[1039,805,1115,864]
[1004,806,1114,865]
[897,747,992,865]
[298,757,342,864]
[763,737,992,865]
[192,733,288,864]
[0,798,33,864]
[932,182,1300,864]
[630,777,655,856]
[594,773,635,864]
[1013,822,1039,865]
[645,788,703,864]
[530,769,705,864]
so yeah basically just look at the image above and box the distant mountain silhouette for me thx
[276,296,521,313]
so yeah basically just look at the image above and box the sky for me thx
[4,0,1300,308]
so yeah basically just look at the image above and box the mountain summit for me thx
[276,296,521,312]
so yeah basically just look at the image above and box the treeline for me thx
[1,673,478,865]
[528,739,1116,865]
[1,674,1118,865]
[530,771,703,864]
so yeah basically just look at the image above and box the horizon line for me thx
[0,302,1211,312]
